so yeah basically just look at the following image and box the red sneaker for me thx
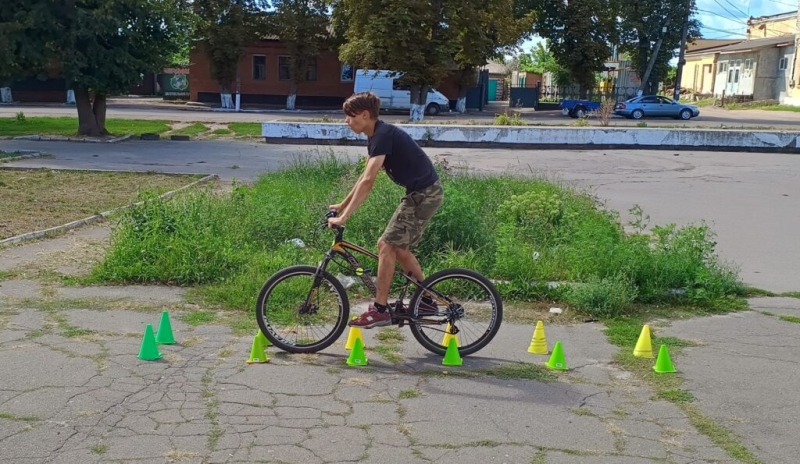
[348,305,392,329]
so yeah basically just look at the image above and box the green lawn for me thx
[0,116,171,137]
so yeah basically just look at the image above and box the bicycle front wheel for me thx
[255,265,349,354]
[409,268,503,356]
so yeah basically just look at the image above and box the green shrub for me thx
[92,154,743,314]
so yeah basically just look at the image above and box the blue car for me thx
[614,95,700,120]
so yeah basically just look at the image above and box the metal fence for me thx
[505,82,643,109]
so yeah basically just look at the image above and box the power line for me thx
[721,0,749,18]
[712,0,748,22]
[761,0,797,9]
[697,8,747,24]
[700,23,747,36]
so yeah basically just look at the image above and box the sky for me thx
[515,0,796,56]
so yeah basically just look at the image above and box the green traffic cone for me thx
[442,338,462,366]
[246,334,269,364]
[346,337,368,366]
[155,311,175,345]
[256,329,271,347]
[138,324,162,361]
[545,341,568,371]
[653,344,677,373]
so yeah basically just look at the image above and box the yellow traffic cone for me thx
[246,334,269,364]
[344,325,364,351]
[441,323,460,347]
[633,324,654,358]
[527,320,549,354]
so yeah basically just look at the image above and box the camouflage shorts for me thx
[382,180,443,249]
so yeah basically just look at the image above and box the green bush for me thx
[92,154,743,315]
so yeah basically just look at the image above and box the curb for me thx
[0,172,219,248]
[12,134,133,144]
[0,150,48,163]
[260,122,800,154]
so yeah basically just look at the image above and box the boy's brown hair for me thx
[343,92,381,119]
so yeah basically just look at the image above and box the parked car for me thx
[560,99,601,118]
[614,95,700,120]
[354,69,449,116]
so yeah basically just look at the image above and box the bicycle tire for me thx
[255,265,349,354]
[408,268,503,356]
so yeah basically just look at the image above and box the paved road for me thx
[2,99,800,129]
[2,139,798,293]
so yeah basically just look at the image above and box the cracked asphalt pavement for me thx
[1,139,799,463]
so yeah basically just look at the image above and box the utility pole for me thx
[673,0,692,101]
[640,20,670,95]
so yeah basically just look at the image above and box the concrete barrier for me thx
[261,122,800,153]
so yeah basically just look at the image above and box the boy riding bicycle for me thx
[327,91,443,329]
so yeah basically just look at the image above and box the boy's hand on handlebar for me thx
[327,215,346,229]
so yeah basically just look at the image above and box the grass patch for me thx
[658,389,694,403]
[0,116,170,137]
[228,122,262,137]
[778,315,800,324]
[182,311,217,326]
[91,444,108,454]
[91,155,744,319]
[781,291,800,298]
[683,404,762,464]
[211,128,232,135]
[372,344,403,364]
[0,412,40,422]
[398,389,421,399]
[170,123,209,137]
[376,327,405,343]
[428,362,557,382]
[0,170,203,240]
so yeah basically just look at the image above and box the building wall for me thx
[748,16,796,39]
[190,41,355,107]
[685,55,716,93]
[715,51,759,97]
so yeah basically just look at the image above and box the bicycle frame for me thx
[315,225,448,323]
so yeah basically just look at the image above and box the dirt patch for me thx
[0,169,205,240]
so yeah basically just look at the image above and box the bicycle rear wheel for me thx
[408,268,502,356]
[255,265,349,354]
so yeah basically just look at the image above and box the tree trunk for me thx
[0,87,12,103]
[409,85,430,122]
[220,83,233,109]
[287,82,297,110]
[456,85,468,113]
[75,89,108,137]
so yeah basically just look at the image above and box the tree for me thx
[528,0,617,98]
[194,0,267,108]
[1,0,187,136]
[266,0,332,110]
[335,0,459,121]
[518,42,571,87]
[448,0,533,112]
[616,0,700,95]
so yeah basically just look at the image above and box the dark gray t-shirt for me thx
[367,120,439,193]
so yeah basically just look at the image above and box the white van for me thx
[353,69,450,116]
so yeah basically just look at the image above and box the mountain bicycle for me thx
[255,211,503,357]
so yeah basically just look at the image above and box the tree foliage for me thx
[518,42,571,87]
[1,0,186,136]
[266,0,332,109]
[616,0,701,94]
[530,0,617,96]
[448,0,534,101]
[194,0,267,93]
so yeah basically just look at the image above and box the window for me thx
[278,56,291,80]
[340,64,353,82]
[744,59,752,70]
[252,56,266,80]
[779,57,788,70]
[658,96,674,104]
[719,62,728,73]
[392,80,410,91]
[278,56,317,81]
[640,96,658,103]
